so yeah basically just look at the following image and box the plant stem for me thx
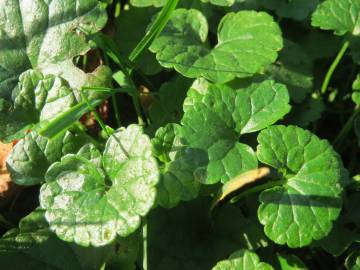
[114,1,121,18]
[321,40,350,94]
[88,33,145,125]
[82,55,88,72]
[142,218,148,270]
[230,179,286,204]
[333,106,360,151]
[112,94,121,128]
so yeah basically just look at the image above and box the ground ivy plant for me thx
[1,0,360,269]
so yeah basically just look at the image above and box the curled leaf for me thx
[211,167,270,211]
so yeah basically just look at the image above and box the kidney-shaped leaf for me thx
[311,0,360,36]
[130,0,234,7]
[0,208,113,270]
[0,70,78,142]
[0,209,82,270]
[259,0,319,21]
[277,254,308,270]
[152,124,208,208]
[0,0,107,99]
[40,125,159,246]
[151,9,283,83]
[7,130,84,186]
[130,0,166,7]
[346,250,360,270]
[179,80,290,184]
[149,198,268,270]
[201,0,235,6]
[257,125,343,247]
[212,249,274,270]
[311,0,360,64]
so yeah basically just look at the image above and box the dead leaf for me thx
[210,167,270,213]
[0,142,18,203]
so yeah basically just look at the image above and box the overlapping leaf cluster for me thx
[1,0,360,269]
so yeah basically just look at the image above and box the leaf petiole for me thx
[142,218,148,270]
[320,40,350,94]
[89,33,145,125]
[230,179,286,204]
[333,106,360,151]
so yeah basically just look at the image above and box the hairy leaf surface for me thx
[311,0,360,36]
[0,70,77,142]
[259,0,319,21]
[7,130,84,186]
[152,124,208,208]
[257,125,343,247]
[40,125,159,246]
[180,79,290,184]
[151,9,283,83]
[0,209,113,270]
[212,249,274,270]
[0,0,107,95]
[149,198,268,270]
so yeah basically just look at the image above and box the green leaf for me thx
[0,70,77,142]
[353,74,360,105]
[257,125,343,247]
[259,0,319,21]
[130,0,166,7]
[301,30,343,61]
[152,124,208,208]
[0,209,113,270]
[206,140,258,184]
[265,39,313,103]
[115,6,162,75]
[152,123,180,163]
[77,143,103,167]
[313,220,359,256]
[7,131,85,186]
[149,197,268,270]
[0,209,82,270]
[0,0,107,98]
[106,232,141,270]
[212,249,274,270]
[346,250,360,270]
[311,0,360,36]
[311,0,360,64]
[180,79,290,184]
[201,0,235,7]
[128,0,180,65]
[130,0,234,7]
[277,254,308,270]
[286,96,325,127]
[40,125,159,246]
[149,76,193,131]
[0,0,111,142]
[151,9,283,83]
[277,254,307,270]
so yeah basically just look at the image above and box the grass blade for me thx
[128,0,179,63]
